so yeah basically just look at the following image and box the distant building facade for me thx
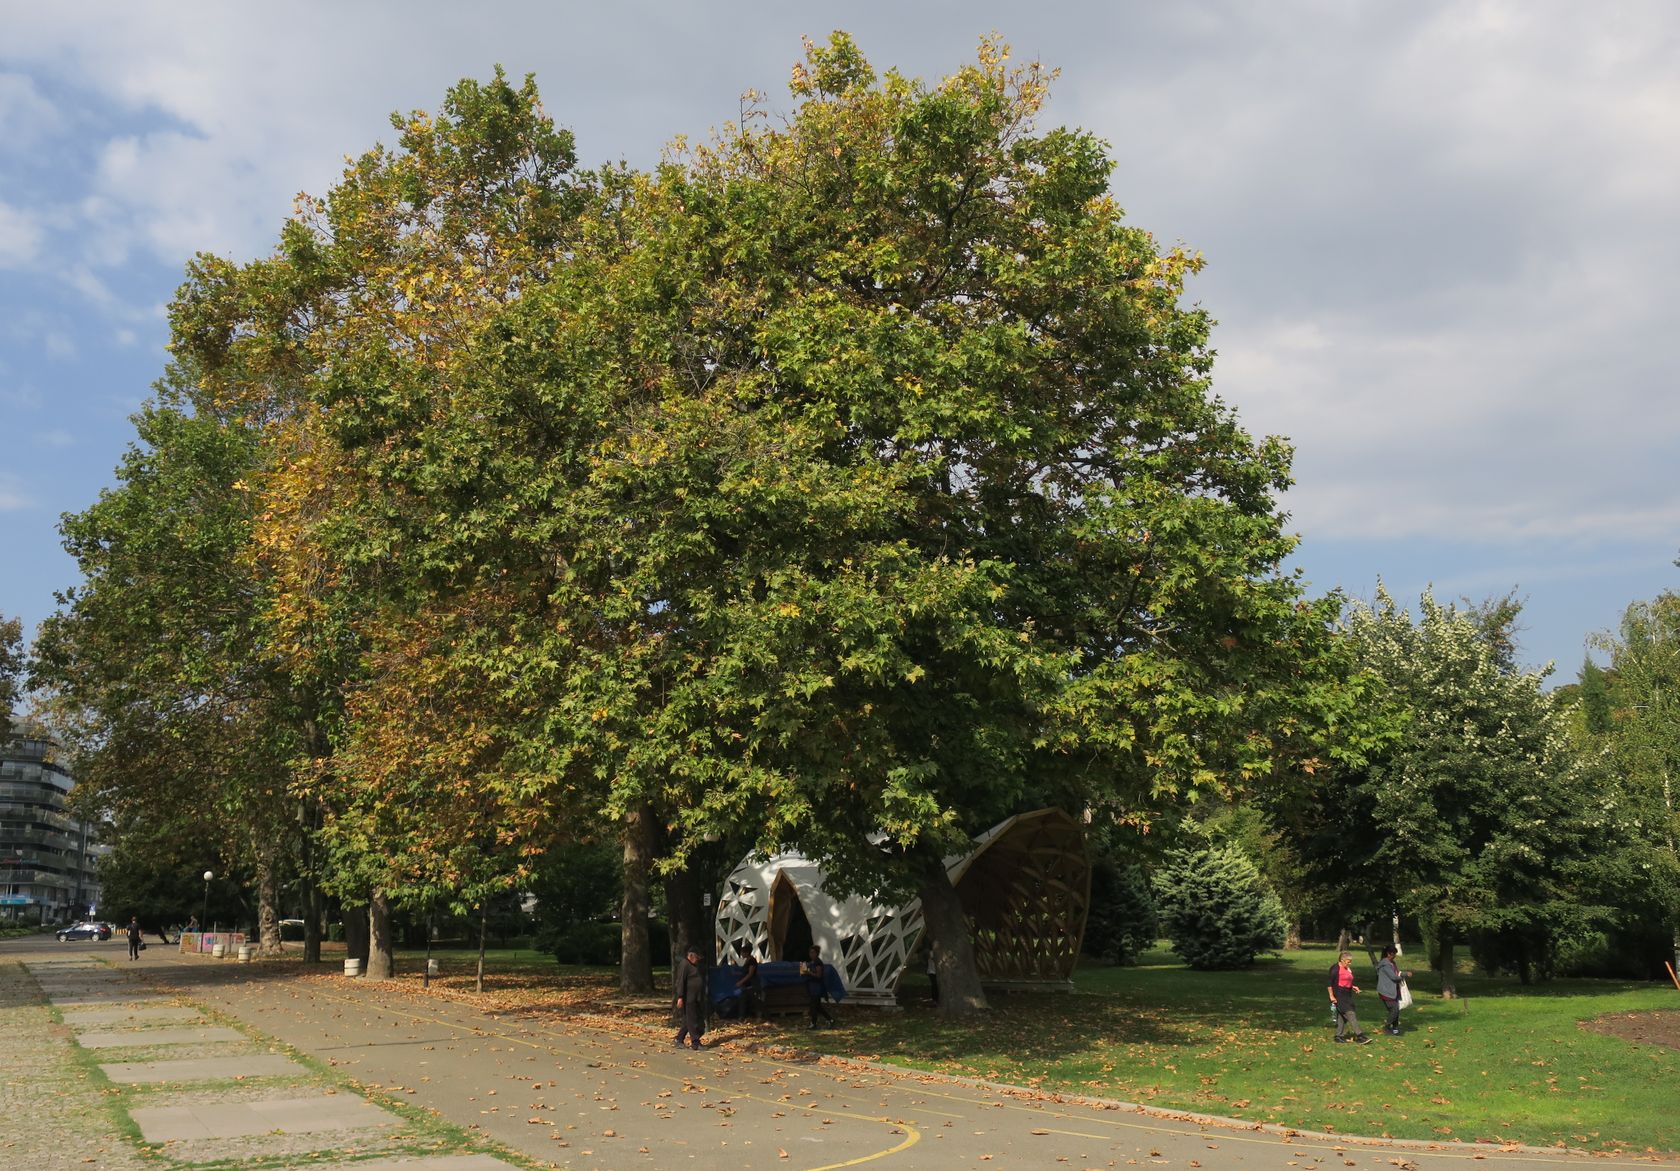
[1,719,100,922]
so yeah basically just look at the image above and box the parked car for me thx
[56,921,113,942]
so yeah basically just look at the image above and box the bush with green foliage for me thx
[1084,860,1159,965]
[1153,844,1287,969]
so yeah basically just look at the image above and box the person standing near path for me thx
[673,946,706,1050]
[126,917,142,960]
[1327,952,1370,1043]
[802,945,836,1027]
[733,941,760,1019]
[1376,945,1413,1035]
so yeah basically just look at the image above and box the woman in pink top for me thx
[1326,952,1371,1044]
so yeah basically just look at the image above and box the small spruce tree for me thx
[1153,844,1287,969]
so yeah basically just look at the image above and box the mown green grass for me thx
[382,939,1680,1152]
[810,944,1680,1155]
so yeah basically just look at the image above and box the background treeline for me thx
[5,37,1675,1006]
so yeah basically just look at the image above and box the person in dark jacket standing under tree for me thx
[1327,952,1371,1043]
[673,946,707,1050]
[126,917,143,960]
[802,945,836,1027]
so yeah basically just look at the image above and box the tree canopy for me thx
[42,38,1377,1008]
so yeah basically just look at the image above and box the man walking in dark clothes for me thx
[126,917,143,960]
[802,945,836,1027]
[673,946,707,1050]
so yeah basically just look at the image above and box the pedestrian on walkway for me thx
[802,945,836,1027]
[1326,951,1370,1043]
[673,946,706,1050]
[733,941,760,1019]
[126,917,142,960]
[1376,945,1413,1035]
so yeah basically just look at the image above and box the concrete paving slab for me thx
[76,1025,246,1048]
[61,1004,204,1026]
[46,991,165,1006]
[99,1053,303,1083]
[304,1157,521,1171]
[130,1092,399,1142]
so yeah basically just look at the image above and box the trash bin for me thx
[344,958,362,977]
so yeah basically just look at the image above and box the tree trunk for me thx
[1335,925,1352,955]
[344,902,369,967]
[619,803,655,994]
[367,890,395,980]
[1438,931,1458,999]
[917,850,987,1015]
[665,863,711,970]
[1285,920,1302,950]
[476,902,488,993]
[255,845,283,957]
[303,883,323,964]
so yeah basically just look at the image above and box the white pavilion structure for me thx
[713,807,1090,1006]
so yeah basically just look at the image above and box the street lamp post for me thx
[202,870,214,937]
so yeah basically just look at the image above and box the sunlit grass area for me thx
[298,940,1680,1154]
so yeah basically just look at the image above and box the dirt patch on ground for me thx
[1580,1009,1680,1050]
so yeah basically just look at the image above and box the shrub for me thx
[1153,844,1287,969]
[1084,860,1158,965]
[540,918,671,968]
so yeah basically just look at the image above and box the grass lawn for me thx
[361,940,1680,1154]
[826,944,1680,1155]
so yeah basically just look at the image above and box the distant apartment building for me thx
[1,719,100,922]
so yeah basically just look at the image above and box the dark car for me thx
[56,921,113,942]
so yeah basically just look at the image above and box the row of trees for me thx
[12,36,1676,1005]
[1078,587,1680,989]
[24,39,1368,1011]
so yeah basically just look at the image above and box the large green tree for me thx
[1591,593,1680,972]
[33,390,302,955]
[1279,587,1613,994]
[316,35,1367,1012]
[169,68,592,980]
[0,614,22,715]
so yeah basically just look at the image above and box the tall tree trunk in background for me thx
[299,729,327,964]
[1285,920,1302,950]
[303,881,323,964]
[665,863,710,970]
[254,845,282,956]
[344,901,369,968]
[366,890,394,980]
[1361,921,1380,969]
[1335,925,1352,955]
[1438,930,1458,999]
[916,850,987,1016]
[476,902,488,993]
[619,803,655,994]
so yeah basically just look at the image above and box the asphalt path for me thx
[8,936,1671,1171]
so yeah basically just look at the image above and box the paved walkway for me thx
[3,936,1672,1170]
[3,937,524,1171]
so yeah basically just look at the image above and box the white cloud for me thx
[0,474,32,512]
[0,201,43,268]
[0,383,41,411]
[0,71,59,150]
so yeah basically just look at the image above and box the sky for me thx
[2,1,1677,682]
